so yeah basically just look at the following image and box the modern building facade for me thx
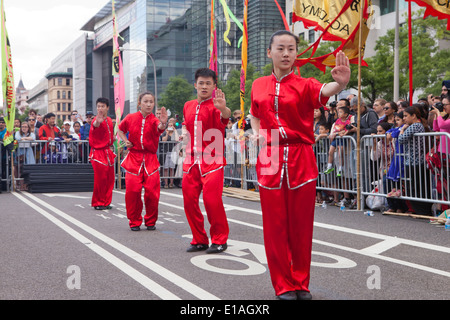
[82,0,202,115]
[80,0,289,116]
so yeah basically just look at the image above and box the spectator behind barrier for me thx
[398,106,431,215]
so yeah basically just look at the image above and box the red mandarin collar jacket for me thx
[89,116,116,166]
[119,111,164,175]
[182,97,229,176]
[250,71,329,189]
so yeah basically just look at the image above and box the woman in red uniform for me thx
[89,97,116,210]
[250,31,350,300]
[118,92,168,231]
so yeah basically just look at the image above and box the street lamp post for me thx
[119,47,158,106]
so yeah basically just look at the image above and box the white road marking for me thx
[156,191,450,278]
[17,192,219,300]
[13,192,180,300]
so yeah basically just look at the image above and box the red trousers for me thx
[259,179,316,296]
[91,161,115,208]
[182,165,229,245]
[125,170,160,228]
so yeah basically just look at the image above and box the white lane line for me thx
[13,192,180,300]
[20,191,219,300]
[359,238,403,255]
[313,239,450,279]
[156,191,450,278]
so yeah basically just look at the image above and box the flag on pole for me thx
[292,0,373,72]
[405,0,450,29]
[209,0,218,73]
[1,0,15,147]
[112,0,125,140]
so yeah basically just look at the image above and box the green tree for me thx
[222,63,261,115]
[158,74,196,116]
[294,9,450,104]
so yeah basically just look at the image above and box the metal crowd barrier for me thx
[2,131,449,213]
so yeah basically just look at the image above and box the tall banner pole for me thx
[356,0,365,211]
[209,0,218,73]
[1,0,15,148]
[112,0,125,189]
[408,0,413,105]
[239,0,248,189]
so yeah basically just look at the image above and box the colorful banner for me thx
[292,0,371,42]
[406,0,450,29]
[238,0,248,151]
[112,0,125,138]
[219,0,244,47]
[294,0,373,72]
[219,0,232,46]
[1,0,15,147]
[274,0,290,30]
[209,0,218,73]
[239,0,248,127]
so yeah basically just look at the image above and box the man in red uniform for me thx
[250,31,350,300]
[89,98,116,210]
[39,113,61,161]
[182,68,231,254]
[118,92,168,231]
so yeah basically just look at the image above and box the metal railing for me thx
[2,132,449,214]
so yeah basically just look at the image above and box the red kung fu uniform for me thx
[250,71,328,296]
[89,117,116,208]
[119,112,164,228]
[182,97,229,246]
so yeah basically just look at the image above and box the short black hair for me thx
[46,113,56,119]
[268,30,299,50]
[339,98,350,107]
[96,97,110,107]
[195,68,217,85]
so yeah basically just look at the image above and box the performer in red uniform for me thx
[250,31,350,300]
[182,68,231,254]
[118,92,168,231]
[89,98,116,210]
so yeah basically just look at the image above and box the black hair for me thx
[386,101,398,112]
[96,97,110,107]
[195,68,217,85]
[338,106,350,115]
[378,122,391,132]
[46,113,56,119]
[441,94,450,120]
[319,121,331,131]
[339,98,350,107]
[268,30,299,50]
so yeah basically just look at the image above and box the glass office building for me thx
[81,0,286,115]
[82,0,204,114]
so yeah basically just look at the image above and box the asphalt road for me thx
[1,187,449,306]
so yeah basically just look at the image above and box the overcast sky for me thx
[4,0,109,92]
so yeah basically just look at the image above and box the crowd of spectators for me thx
[0,109,94,190]
[313,82,450,217]
[2,84,449,218]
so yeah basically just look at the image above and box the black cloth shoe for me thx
[146,225,156,231]
[296,290,312,300]
[205,243,227,254]
[94,206,107,210]
[130,226,140,231]
[186,244,209,252]
[277,291,297,300]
